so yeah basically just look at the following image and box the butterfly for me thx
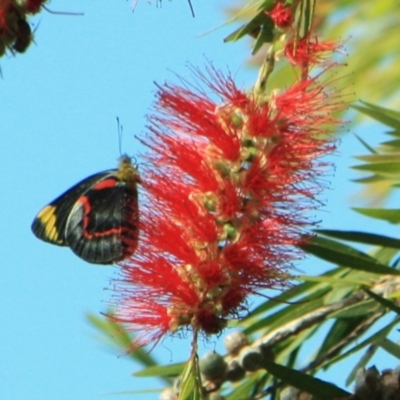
[31,155,140,264]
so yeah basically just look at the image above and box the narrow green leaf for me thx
[382,138,400,147]
[352,207,400,224]
[329,300,381,319]
[134,363,184,378]
[86,313,158,368]
[352,161,400,174]
[251,372,269,398]
[354,154,400,163]
[262,360,350,398]
[346,344,378,386]
[299,236,400,275]
[379,338,400,358]
[225,372,265,400]
[244,267,346,319]
[243,268,353,335]
[373,247,400,266]
[316,229,400,248]
[324,284,354,304]
[324,317,400,377]
[276,327,316,366]
[364,288,400,314]
[387,130,400,138]
[352,175,384,184]
[297,0,316,38]
[353,102,400,130]
[353,133,377,154]
[245,288,329,335]
[251,18,274,54]
[316,314,376,360]
[223,5,274,43]
[298,274,368,286]
[302,236,376,260]
[179,355,204,400]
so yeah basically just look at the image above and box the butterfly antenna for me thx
[187,0,195,17]
[116,117,123,157]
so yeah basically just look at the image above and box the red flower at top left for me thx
[0,0,47,57]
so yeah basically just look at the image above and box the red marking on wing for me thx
[75,195,123,239]
[91,178,118,190]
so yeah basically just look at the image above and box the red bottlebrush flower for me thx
[0,0,12,38]
[111,59,343,348]
[267,2,293,29]
[284,36,340,70]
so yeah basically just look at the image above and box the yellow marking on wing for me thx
[37,206,64,244]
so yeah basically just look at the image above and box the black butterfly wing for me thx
[31,171,113,246]
[64,174,139,264]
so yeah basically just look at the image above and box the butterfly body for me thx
[32,156,140,264]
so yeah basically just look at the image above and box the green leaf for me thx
[251,18,274,54]
[244,288,329,335]
[298,274,368,286]
[355,154,400,163]
[243,267,354,335]
[316,312,380,362]
[243,267,342,319]
[316,229,400,248]
[323,317,400,373]
[179,355,204,400]
[225,372,265,400]
[223,2,274,43]
[353,101,400,130]
[86,313,159,369]
[345,344,378,386]
[299,236,400,275]
[382,138,400,147]
[329,300,381,319]
[352,207,400,224]
[352,175,384,184]
[379,338,400,358]
[262,360,350,398]
[276,327,316,367]
[352,161,400,175]
[364,288,400,314]
[373,246,400,266]
[297,0,316,38]
[353,133,377,154]
[387,130,400,138]
[134,363,184,378]
[223,18,262,43]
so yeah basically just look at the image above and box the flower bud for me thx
[199,351,227,381]
[225,359,245,382]
[159,387,178,400]
[354,366,382,399]
[239,346,263,372]
[224,331,249,356]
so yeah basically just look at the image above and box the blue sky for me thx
[0,1,398,399]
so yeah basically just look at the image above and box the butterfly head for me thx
[117,154,141,186]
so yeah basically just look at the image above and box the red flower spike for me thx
[0,0,12,38]
[267,2,293,29]
[284,36,340,70]
[112,57,344,348]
